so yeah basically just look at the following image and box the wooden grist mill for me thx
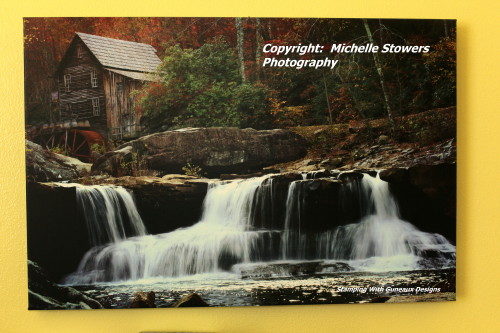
[29,32,161,162]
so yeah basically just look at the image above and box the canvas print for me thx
[24,17,456,310]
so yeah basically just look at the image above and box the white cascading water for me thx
[281,180,308,259]
[76,185,147,245]
[65,172,455,284]
[316,173,455,271]
[65,176,272,284]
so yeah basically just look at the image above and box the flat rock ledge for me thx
[92,127,307,176]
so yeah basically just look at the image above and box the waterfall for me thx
[65,172,455,284]
[316,174,455,270]
[65,176,274,284]
[281,180,308,259]
[76,185,147,245]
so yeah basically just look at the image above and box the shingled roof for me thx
[75,32,162,74]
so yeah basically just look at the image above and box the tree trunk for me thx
[336,70,365,119]
[235,18,246,82]
[322,73,333,124]
[267,19,273,40]
[255,18,263,81]
[363,19,395,132]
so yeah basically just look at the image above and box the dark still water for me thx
[74,268,455,308]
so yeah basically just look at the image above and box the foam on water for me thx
[316,174,455,270]
[65,172,455,284]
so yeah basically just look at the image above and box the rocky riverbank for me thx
[28,261,102,310]
[26,140,91,182]
[72,268,455,308]
[26,108,456,183]
[280,106,456,172]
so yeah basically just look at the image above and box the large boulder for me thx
[172,293,209,307]
[130,291,156,308]
[380,162,456,242]
[236,261,352,279]
[53,152,92,174]
[26,140,90,181]
[27,182,87,281]
[92,127,307,176]
[379,167,410,183]
[28,261,102,310]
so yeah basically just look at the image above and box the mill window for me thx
[91,97,100,116]
[77,45,84,58]
[63,74,71,92]
[65,103,72,116]
[90,70,98,87]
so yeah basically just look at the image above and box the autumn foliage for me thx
[24,18,456,132]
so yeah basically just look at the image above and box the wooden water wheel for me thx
[33,129,105,162]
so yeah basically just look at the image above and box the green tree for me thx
[138,39,275,132]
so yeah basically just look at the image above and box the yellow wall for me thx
[1,1,499,332]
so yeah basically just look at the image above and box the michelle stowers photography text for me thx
[262,43,431,69]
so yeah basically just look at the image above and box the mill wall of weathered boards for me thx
[54,32,162,140]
